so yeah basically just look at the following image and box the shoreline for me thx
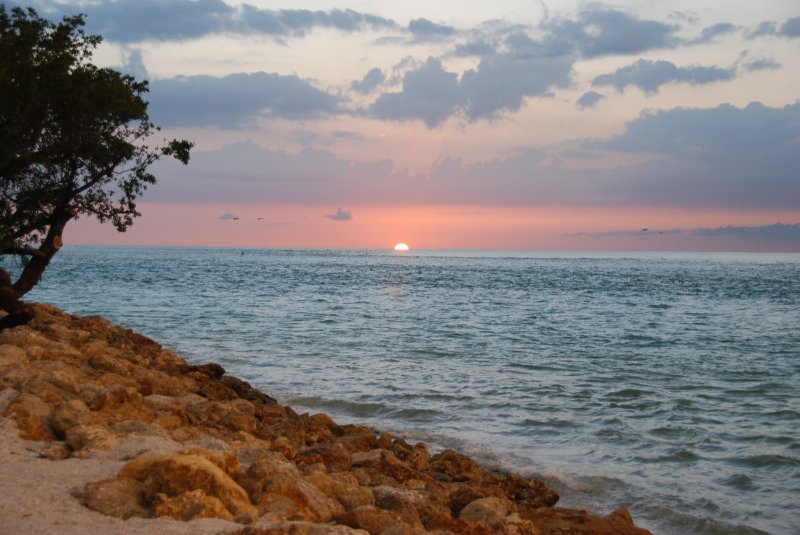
[1,303,652,534]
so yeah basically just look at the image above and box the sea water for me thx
[24,246,800,535]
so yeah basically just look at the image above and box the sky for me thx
[20,0,800,250]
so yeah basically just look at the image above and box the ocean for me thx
[23,246,800,535]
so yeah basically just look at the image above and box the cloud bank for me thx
[592,59,735,94]
[149,102,800,211]
[149,72,340,128]
[27,0,396,42]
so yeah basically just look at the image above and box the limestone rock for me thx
[526,506,652,535]
[0,387,20,413]
[65,424,119,454]
[153,489,235,522]
[0,344,28,367]
[81,477,148,519]
[239,520,370,534]
[351,448,422,485]
[298,442,352,472]
[50,398,92,438]
[4,392,55,440]
[428,449,490,483]
[307,470,375,512]
[502,475,559,509]
[459,496,513,525]
[336,505,423,535]
[118,449,258,522]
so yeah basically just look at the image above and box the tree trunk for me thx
[0,210,72,329]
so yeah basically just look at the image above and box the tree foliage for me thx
[0,5,193,326]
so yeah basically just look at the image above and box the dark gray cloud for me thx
[693,223,800,241]
[780,17,800,37]
[598,102,800,156]
[686,22,738,45]
[453,39,496,57]
[591,59,735,94]
[576,91,604,109]
[149,72,340,128]
[581,102,800,209]
[325,208,353,221]
[26,0,396,43]
[542,8,680,59]
[408,18,456,40]
[461,53,572,120]
[369,44,572,127]
[369,58,465,128]
[351,68,386,95]
[748,17,800,39]
[744,58,781,72]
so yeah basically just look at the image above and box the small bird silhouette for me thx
[233,217,239,221]
[642,228,648,232]
[257,217,263,221]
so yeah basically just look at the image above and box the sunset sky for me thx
[23,0,800,251]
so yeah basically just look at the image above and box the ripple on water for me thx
[635,448,701,464]
[725,454,800,470]
[718,473,757,491]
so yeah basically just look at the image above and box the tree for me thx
[0,6,192,328]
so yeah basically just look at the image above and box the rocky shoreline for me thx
[0,304,652,534]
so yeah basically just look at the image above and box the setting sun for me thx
[393,243,410,251]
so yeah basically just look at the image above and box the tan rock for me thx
[81,477,148,519]
[50,398,92,438]
[526,506,652,535]
[180,446,241,477]
[4,392,55,440]
[459,496,513,525]
[118,449,258,522]
[0,325,47,349]
[351,448,422,484]
[306,470,375,511]
[272,436,298,460]
[371,485,425,530]
[0,387,20,413]
[502,475,560,511]
[297,442,352,472]
[336,430,379,453]
[428,449,490,483]
[308,412,336,429]
[66,424,119,454]
[240,519,370,534]
[336,505,422,535]
[0,344,28,367]
[153,489,235,522]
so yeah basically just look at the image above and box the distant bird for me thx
[257,217,264,221]
[233,217,239,221]
[642,228,648,232]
